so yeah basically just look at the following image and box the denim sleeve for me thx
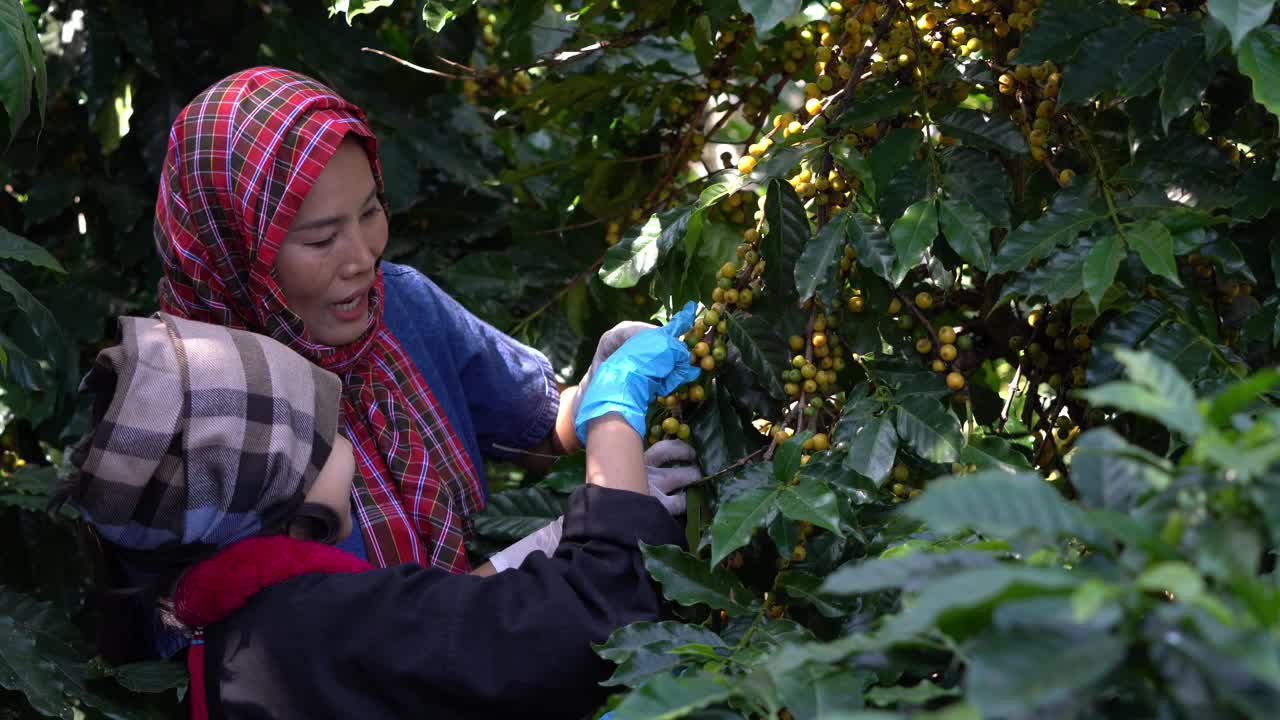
[380,263,560,461]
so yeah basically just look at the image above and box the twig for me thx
[812,1,901,127]
[508,253,608,336]
[361,47,469,79]
[530,218,606,236]
[999,362,1023,431]
[744,72,796,148]
[700,446,769,483]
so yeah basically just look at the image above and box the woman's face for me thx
[275,138,388,346]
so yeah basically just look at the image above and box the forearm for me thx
[516,385,581,473]
[584,413,647,495]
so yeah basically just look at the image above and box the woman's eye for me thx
[307,235,336,248]
[361,205,383,220]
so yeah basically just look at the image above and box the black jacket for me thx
[199,485,684,719]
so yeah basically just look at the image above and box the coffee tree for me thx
[418,0,1280,717]
[1,0,1279,717]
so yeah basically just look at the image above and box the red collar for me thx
[172,535,372,628]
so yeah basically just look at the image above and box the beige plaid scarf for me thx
[65,313,341,553]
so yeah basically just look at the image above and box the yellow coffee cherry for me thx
[939,343,958,361]
[662,417,680,435]
[938,327,957,344]
[946,371,966,391]
[916,338,933,354]
[737,156,758,174]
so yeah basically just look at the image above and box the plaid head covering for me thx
[153,66,483,571]
[67,314,341,553]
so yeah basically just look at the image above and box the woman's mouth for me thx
[333,294,363,312]
[329,289,369,322]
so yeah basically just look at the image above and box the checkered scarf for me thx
[67,314,341,553]
[153,67,482,571]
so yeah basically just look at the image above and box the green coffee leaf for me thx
[0,227,64,274]
[938,198,993,272]
[690,378,754,476]
[1160,38,1216,131]
[0,587,139,718]
[1015,0,1129,64]
[1136,562,1205,601]
[472,487,565,541]
[763,178,810,300]
[998,237,1092,305]
[893,396,962,464]
[1205,368,1280,427]
[1122,26,1198,97]
[709,486,781,567]
[1207,0,1276,50]
[773,431,811,486]
[1083,234,1126,310]
[610,670,735,720]
[905,471,1091,540]
[936,109,1029,155]
[960,436,1033,473]
[964,627,1127,717]
[422,0,478,32]
[774,665,876,718]
[1131,219,1177,283]
[740,0,802,34]
[600,207,694,288]
[640,542,759,613]
[1079,348,1205,437]
[991,185,1109,275]
[1070,428,1171,511]
[848,213,895,283]
[866,681,961,707]
[777,476,842,534]
[882,565,1079,640]
[839,411,899,483]
[942,148,1012,227]
[0,1,46,140]
[795,211,847,309]
[823,549,1001,595]
[723,313,787,400]
[889,198,939,286]
[1238,25,1280,118]
[1059,18,1151,105]
[776,571,853,618]
[596,621,726,688]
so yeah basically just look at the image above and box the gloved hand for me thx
[570,320,656,424]
[645,439,701,515]
[573,301,702,443]
[488,516,564,573]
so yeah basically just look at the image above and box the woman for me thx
[152,66,700,575]
[57,309,697,718]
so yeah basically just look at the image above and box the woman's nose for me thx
[338,225,378,277]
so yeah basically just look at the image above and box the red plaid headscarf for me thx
[154,66,483,572]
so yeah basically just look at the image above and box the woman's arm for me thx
[472,410,646,576]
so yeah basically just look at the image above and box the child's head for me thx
[57,313,354,563]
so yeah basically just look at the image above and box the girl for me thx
[56,305,699,719]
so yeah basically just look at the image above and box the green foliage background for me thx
[0,0,1279,717]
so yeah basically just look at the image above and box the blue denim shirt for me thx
[334,262,560,561]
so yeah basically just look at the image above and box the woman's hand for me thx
[572,302,702,444]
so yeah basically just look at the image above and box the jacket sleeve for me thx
[380,263,560,459]
[210,485,684,720]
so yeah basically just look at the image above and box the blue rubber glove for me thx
[574,301,702,444]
